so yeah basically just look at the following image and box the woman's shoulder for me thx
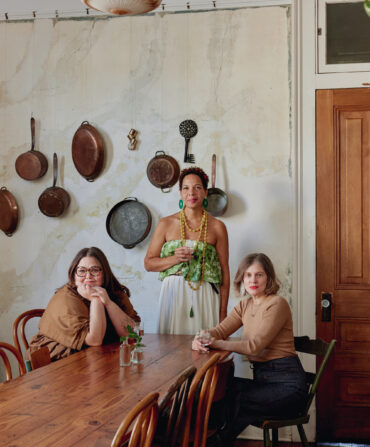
[159,212,180,224]
[48,284,82,309]
[264,295,291,312]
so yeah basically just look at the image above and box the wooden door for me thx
[316,88,370,441]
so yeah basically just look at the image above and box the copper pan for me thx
[207,154,228,217]
[0,187,19,236]
[146,151,180,193]
[15,117,48,181]
[38,153,70,218]
[72,121,104,182]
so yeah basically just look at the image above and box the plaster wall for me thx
[0,6,294,438]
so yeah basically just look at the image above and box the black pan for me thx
[207,154,228,217]
[106,197,152,249]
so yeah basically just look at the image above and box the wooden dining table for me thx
[0,334,231,447]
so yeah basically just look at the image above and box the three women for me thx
[144,167,230,335]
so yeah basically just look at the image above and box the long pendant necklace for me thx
[180,209,208,316]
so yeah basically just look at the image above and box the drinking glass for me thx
[185,240,196,254]
[196,329,211,353]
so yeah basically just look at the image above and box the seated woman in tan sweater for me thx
[29,247,140,361]
[192,253,307,443]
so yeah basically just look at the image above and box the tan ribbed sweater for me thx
[210,295,296,362]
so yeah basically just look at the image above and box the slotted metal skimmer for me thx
[179,119,198,163]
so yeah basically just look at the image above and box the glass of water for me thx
[196,329,211,353]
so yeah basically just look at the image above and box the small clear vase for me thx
[131,345,144,364]
[120,340,131,366]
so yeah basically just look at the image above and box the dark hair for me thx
[179,167,209,190]
[67,247,130,297]
[233,253,280,297]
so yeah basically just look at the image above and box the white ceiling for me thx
[0,0,288,20]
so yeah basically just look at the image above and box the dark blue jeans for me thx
[228,356,308,440]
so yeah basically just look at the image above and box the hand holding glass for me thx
[196,329,211,353]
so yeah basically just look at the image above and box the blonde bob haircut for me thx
[233,253,280,297]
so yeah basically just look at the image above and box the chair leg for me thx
[263,428,271,447]
[271,428,278,447]
[297,425,309,447]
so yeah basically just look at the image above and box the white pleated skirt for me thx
[157,275,220,335]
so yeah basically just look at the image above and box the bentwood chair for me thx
[154,365,197,447]
[0,341,26,381]
[182,353,221,447]
[111,391,159,447]
[251,336,336,447]
[13,308,45,357]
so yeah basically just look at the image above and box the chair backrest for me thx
[111,391,159,447]
[294,336,336,414]
[0,342,26,381]
[157,365,197,447]
[181,353,221,447]
[13,309,45,356]
[30,346,51,370]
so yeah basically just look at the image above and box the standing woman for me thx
[29,247,140,361]
[144,167,230,334]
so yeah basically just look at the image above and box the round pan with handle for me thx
[38,153,70,217]
[207,154,228,217]
[0,187,19,236]
[15,117,48,181]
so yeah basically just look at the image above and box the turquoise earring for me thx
[179,199,184,209]
[202,198,208,209]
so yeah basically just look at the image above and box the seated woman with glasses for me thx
[29,247,140,361]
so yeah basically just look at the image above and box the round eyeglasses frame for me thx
[75,267,103,277]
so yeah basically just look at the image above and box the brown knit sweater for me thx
[210,295,296,362]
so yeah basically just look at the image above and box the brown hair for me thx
[179,167,209,190]
[67,247,130,297]
[233,253,280,297]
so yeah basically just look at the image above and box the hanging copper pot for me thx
[81,0,161,15]
[38,154,70,218]
[0,187,19,236]
[72,121,105,182]
[15,117,48,181]
[146,151,180,193]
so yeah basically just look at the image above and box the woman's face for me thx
[243,262,268,298]
[180,174,207,209]
[74,256,104,288]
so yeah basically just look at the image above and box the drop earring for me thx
[179,199,184,209]
[202,198,208,209]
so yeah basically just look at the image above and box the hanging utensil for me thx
[72,121,105,182]
[0,187,19,236]
[207,154,228,217]
[146,151,180,193]
[179,120,197,164]
[15,117,48,181]
[38,153,70,217]
[106,197,152,249]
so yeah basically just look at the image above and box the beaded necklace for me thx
[180,209,208,293]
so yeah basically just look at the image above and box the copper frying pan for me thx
[15,117,48,181]
[38,153,70,218]
[0,187,19,236]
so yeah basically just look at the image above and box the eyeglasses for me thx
[75,267,103,277]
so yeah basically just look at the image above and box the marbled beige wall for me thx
[0,5,292,414]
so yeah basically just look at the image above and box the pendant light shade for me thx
[81,0,161,15]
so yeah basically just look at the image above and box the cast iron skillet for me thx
[106,197,152,249]
[207,154,228,217]
[146,151,180,193]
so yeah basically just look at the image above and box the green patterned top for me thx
[158,240,222,284]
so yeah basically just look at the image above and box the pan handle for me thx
[30,117,35,152]
[53,153,58,188]
[212,154,216,189]
[161,187,171,193]
[123,197,138,202]
[155,150,165,157]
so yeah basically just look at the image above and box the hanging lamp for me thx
[81,0,162,15]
